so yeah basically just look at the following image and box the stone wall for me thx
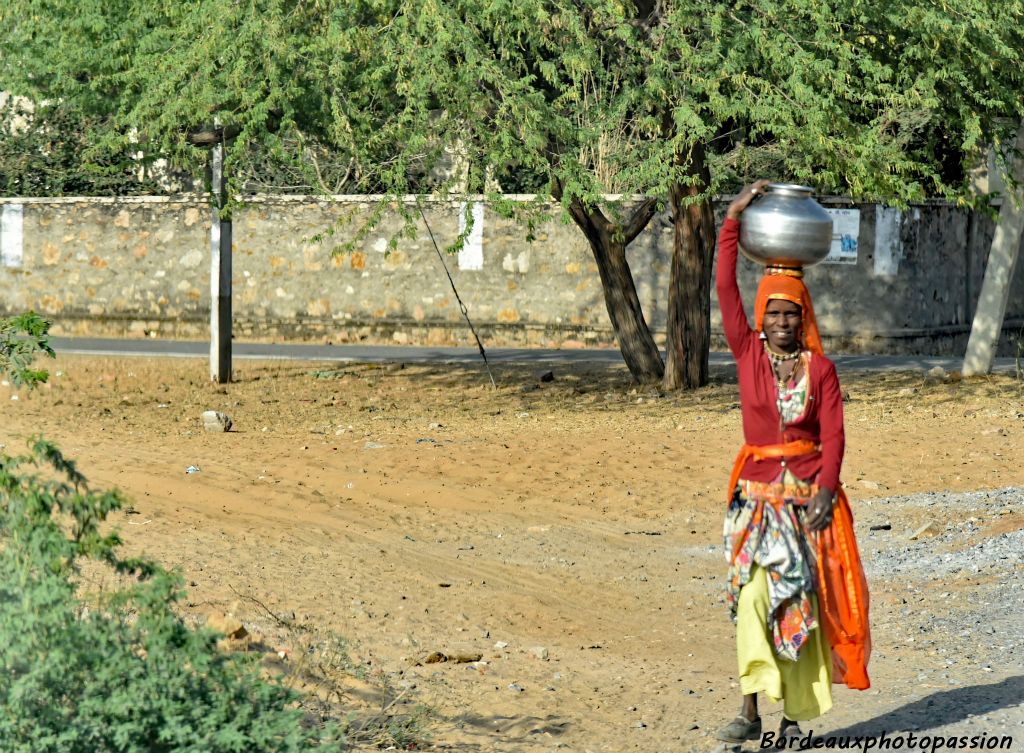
[0,195,1021,355]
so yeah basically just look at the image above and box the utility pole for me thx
[207,128,232,384]
[963,122,1024,376]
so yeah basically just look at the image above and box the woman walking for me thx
[714,181,870,745]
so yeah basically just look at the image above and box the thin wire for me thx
[418,205,497,389]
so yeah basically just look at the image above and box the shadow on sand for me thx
[821,675,1023,739]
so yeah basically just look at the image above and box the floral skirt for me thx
[723,472,820,661]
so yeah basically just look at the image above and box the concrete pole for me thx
[209,135,232,384]
[962,123,1024,376]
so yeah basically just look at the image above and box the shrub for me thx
[0,312,54,388]
[0,438,344,753]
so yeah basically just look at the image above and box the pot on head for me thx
[738,183,833,268]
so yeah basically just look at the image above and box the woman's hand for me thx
[804,488,834,532]
[726,179,771,220]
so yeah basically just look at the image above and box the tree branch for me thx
[623,197,659,245]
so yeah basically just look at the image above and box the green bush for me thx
[0,438,344,753]
[0,312,54,388]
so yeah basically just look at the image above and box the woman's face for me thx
[763,299,803,352]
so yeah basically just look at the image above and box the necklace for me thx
[765,341,803,394]
[763,341,801,363]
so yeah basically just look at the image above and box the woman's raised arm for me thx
[716,180,770,357]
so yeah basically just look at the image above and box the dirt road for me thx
[2,356,1021,751]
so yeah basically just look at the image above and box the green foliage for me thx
[0,312,54,388]
[0,0,364,198]
[345,0,1024,209]
[0,99,165,197]
[5,0,1022,205]
[0,439,344,753]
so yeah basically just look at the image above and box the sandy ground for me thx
[1,354,1022,752]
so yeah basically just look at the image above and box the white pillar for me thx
[963,123,1024,376]
[209,136,232,384]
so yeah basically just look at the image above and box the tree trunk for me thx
[663,144,716,390]
[963,121,1024,375]
[563,195,664,383]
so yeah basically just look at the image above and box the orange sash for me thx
[726,441,871,690]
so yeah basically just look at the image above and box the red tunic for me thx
[716,217,845,494]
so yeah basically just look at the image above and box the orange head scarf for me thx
[753,269,824,355]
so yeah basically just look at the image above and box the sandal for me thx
[778,720,805,748]
[714,714,762,743]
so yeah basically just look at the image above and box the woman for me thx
[714,180,870,745]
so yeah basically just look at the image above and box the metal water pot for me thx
[738,183,833,267]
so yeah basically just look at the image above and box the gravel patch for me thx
[865,526,1023,579]
[866,487,1023,512]
[859,487,1022,580]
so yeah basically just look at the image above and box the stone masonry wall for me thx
[0,195,1021,355]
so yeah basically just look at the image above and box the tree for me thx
[4,1,1023,386]
[319,0,1024,387]
[0,98,167,196]
[0,0,376,196]
[1,0,383,384]
[962,122,1024,375]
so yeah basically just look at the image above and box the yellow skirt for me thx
[736,564,833,721]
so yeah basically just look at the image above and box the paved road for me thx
[50,336,1018,374]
